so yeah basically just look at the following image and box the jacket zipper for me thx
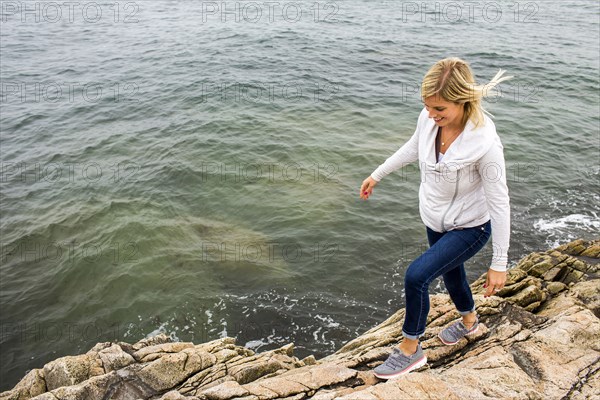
[440,169,461,232]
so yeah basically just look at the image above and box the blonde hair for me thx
[421,57,513,129]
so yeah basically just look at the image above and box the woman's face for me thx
[423,96,465,130]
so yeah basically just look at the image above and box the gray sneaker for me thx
[438,314,479,345]
[373,344,427,379]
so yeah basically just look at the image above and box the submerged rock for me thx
[2,238,598,400]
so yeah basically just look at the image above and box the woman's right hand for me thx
[360,176,378,200]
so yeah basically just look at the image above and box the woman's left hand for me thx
[483,269,507,297]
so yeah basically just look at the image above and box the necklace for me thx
[440,129,461,146]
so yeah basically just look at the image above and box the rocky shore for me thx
[2,238,599,400]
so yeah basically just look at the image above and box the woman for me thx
[360,57,512,380]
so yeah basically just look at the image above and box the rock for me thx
[563,268,585,284]
[132,333,173,351]
[176,342,306,396]
[570,279,600,318]
[338,372,462,400]
[2,238,599,400]
[556,239,587,256]
[300,355,316,365]
[42,354,96,390]
[201,381,249,400]
[133,342,195,363]
[580,242,600,258]
[36,343,135,392]
[228,355,290,385]
[194,364,358,399]
[136,348,216,392]
[0,369,46,400]
[541,265,566,281]
[547,281,567,295]
[38,373,116,400]
[529,258,555,277]
[158,390,196,400]
[97,344,136,372]
[505,280,547,309]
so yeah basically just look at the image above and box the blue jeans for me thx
[402,220,491,340]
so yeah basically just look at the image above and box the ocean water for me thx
[1,0,598,389]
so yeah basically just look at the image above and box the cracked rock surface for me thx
[2,238,599,400]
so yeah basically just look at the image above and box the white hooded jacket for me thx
[371,107,510,272]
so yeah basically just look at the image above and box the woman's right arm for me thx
[360,121,421,200]
[360,108,425,200]
[369,127,420,182]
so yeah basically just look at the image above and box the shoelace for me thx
[449,321,468,336]
[449,319,476,337]
[385,348,411,368]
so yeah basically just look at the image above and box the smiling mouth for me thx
[434,117,444,122]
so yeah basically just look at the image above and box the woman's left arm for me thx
[477,136,511,294]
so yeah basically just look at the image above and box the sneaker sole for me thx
[373,355,428,380]
[438,325,479,346]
